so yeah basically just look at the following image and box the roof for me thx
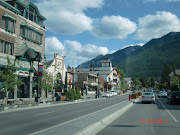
[45,60,53,68]
[101,59,111,63]
[0,0,21,14]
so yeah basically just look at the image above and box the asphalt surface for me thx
[97,92,180,135]
[0,93,130,135]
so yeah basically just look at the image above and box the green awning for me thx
[15,44,37,59]
[3,13,16,22]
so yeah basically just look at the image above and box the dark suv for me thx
[168,91,180,105]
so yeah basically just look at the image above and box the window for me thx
[26,6,37,23]
[0,40,14,55]
[20,25,43,45]
[2,15,16,33]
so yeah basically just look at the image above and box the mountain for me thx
[76,45,141,68]
[116,32,180,77]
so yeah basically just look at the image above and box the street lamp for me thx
[96,73,100,98]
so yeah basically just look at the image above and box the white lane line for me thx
[29,100,128,135]
[158,99,178,122]
[35,111,55,116]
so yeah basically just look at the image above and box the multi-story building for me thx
[68,59,121,95]
[0,0,46,100]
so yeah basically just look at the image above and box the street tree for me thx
[38,70,53,101]
[0,56,24,105]
[170,76,180,91]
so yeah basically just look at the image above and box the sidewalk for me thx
[0,92,130,113]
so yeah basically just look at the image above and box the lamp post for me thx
[96,73,100,98]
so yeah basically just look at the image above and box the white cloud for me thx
[66,40,109,58]
[135,11,180,41]
[108,50,117,54]
[121,43,144,49]
[35,0,104,35]
[45,37,66,58]
[91,16,137,39]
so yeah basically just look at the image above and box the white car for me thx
[158,91,167,98]
[111,91,117,96]
[103,91,113,97]
[141,92,156,104]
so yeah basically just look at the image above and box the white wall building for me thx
[46,53,67,92]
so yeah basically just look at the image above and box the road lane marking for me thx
[35,111,55,116]
[158,99,178,123]
[29,99,128,135]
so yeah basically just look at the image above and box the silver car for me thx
[158,91,167,98]
[103,91,113,97]
[141,92,156,104]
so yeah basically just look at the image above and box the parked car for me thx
[111,90,117,96]
[168,91,180,105]
[141,92,156,104]
[103,91,113,97]
[158,91,167,98]
[147,89,153,93]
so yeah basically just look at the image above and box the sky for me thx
[32,0,180,67]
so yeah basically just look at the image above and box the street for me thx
[0,93,130,135]
[97,94,180,135]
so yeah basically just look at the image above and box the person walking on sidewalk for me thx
[52,88,55,101]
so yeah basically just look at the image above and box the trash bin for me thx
[35,97,40,103]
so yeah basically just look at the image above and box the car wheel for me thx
[142,101,144,104]
[153,102,156,104]
[158,96,160,98]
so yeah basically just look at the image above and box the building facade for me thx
[0,0,46,100]
[68,59,121,95]
[45,53,67,92]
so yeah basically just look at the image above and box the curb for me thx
[74,98,140,135]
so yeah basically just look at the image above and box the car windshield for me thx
[143,93,153,95]
[160,91,166,93]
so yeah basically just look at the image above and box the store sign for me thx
[38,65,43,76]
[19,71,29,77]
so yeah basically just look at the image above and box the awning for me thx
[15,44,39,60]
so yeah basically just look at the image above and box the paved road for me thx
[97,95,180,135]
[0,93,130,135]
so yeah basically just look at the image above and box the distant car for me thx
[167,90,172,95]
[111,91,117,96]
[158,91,167,98]
[168,91,180,105]
[141,92,156,104]
[147,89,153,93]
[103,91,113,97]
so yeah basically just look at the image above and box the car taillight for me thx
[142,96,145,98]
[151,96,155,98]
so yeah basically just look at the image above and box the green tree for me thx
[118,69,125,79]
[38,71,53,101]
[0,56,24,105]
[90,62,94,68]
[161,64,171,86]
[75,87,81,100]
[67,65,72,69]
[66,88,74,101]
[170,76,180,91]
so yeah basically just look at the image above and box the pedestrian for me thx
[52,88,55,101]
[81,90,84,96]
[56,92,62,101]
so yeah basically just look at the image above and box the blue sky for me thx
[32,0,180,67]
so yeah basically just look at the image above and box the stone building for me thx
[45,53,67,93]
[0,0,46,100]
